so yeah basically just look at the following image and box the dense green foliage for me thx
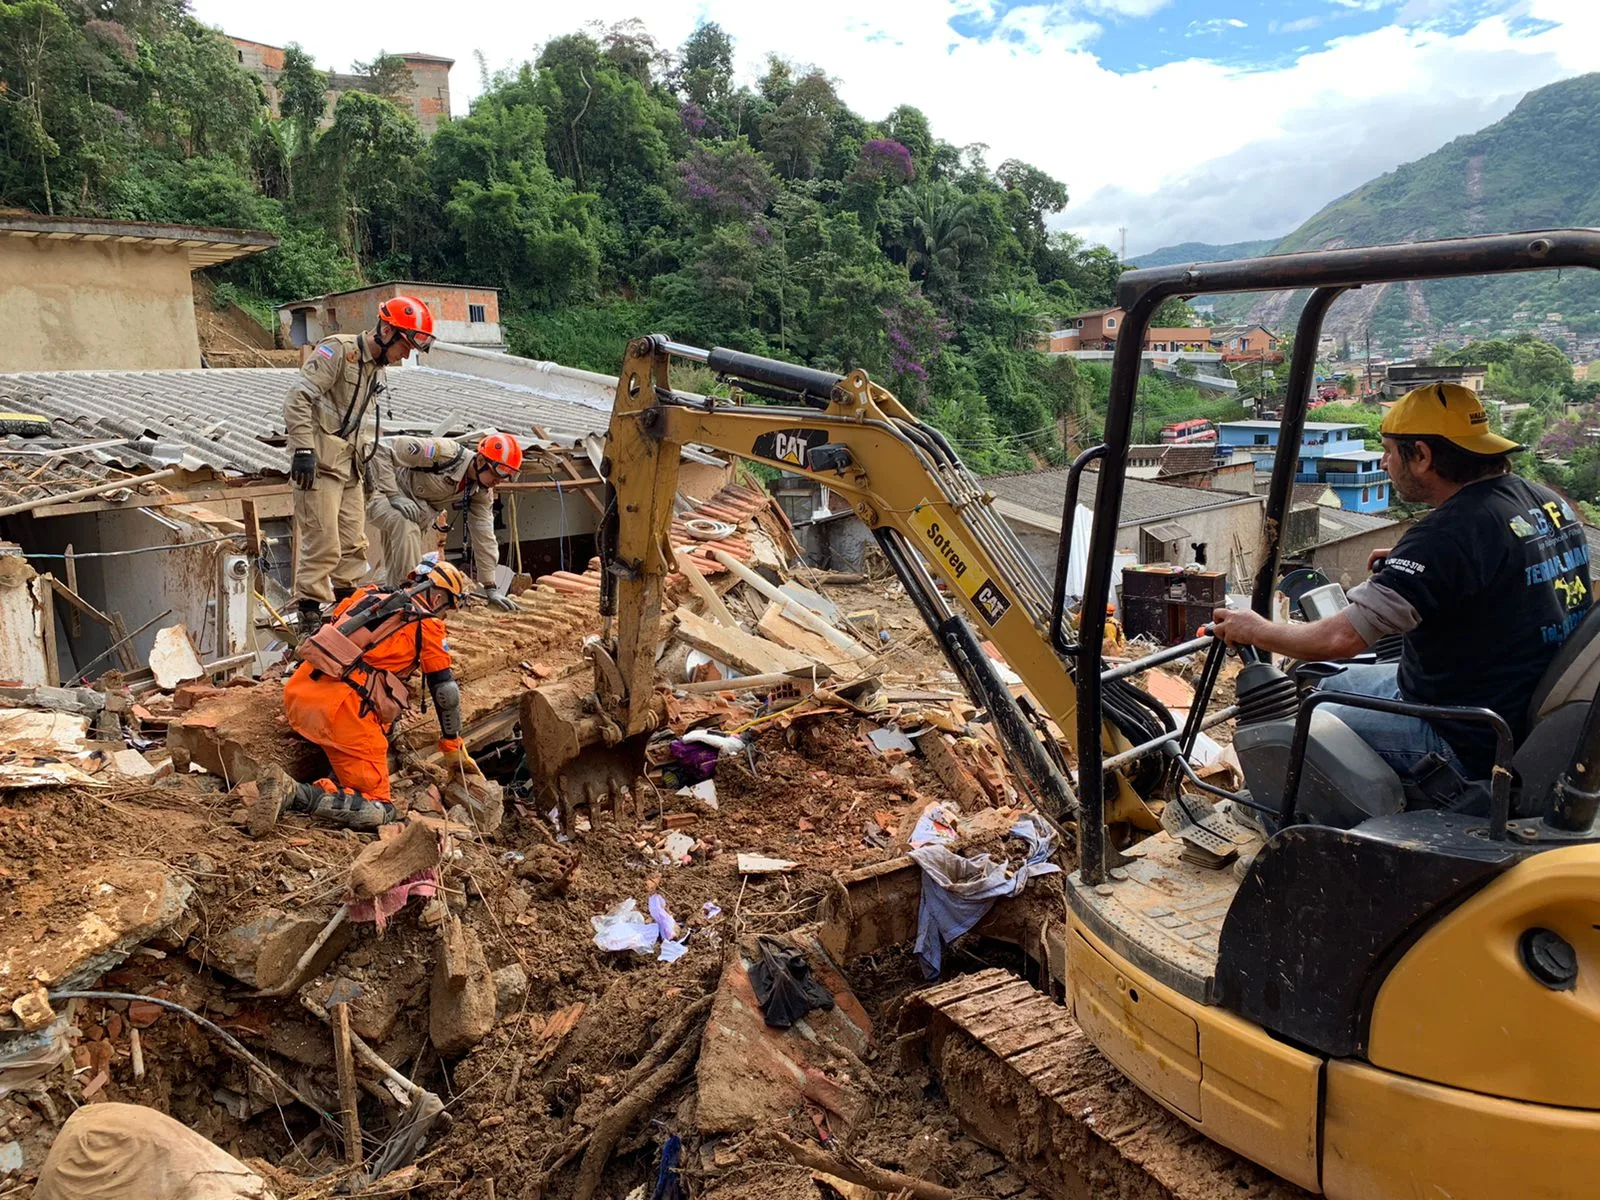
[0,4,1174,473]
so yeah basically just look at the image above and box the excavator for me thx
[529,230,1600,1198]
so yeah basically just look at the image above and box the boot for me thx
[295,785,397,831]
[246,763,301,836]
[296,599,325,635]
[247,765,397,833]
[332,586,357,603]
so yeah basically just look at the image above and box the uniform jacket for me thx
[284,334,385,482]
[371,436,499,584]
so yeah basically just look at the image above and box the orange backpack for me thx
[295,588,428,725]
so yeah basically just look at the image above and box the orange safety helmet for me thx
[477,432,523,476]
[376,295,435,351]
[419,560,471,604]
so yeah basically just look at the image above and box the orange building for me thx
[229,38,453,136]
[276,281,503,353]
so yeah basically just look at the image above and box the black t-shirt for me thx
[1374,474,1592,777]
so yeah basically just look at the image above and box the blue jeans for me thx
[1314,663,1466,779]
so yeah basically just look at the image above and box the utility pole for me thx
[1364,328,1373,402]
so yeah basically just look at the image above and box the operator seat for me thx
[1510,602,1600,817]
[1242,604,1600,829]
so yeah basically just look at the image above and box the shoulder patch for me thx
[345,348,359,363]
[315,343,336,360]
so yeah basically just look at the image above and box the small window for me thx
[469,303,486,323]
[1254,433,1269,446]
[237,49,244,62]
[1106,317,1117,330]
[1362,486,1371,502]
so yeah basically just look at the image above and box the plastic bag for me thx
[591,899,660,953]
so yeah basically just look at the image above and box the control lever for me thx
[1196,618,1260,665]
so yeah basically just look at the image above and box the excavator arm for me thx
[563,335,1165,825]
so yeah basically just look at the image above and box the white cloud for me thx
[189,0,1600,252]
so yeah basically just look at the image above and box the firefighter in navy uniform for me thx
[248,559,481,833]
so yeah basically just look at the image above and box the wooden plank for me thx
[47,574,115,630]
[495,478,603,493]
[332,1002,362,1169]
[240,500,263,559]
[63,546,81,636]
[674,549,738,628]
[756,601,859,677]
[37,577,60,687]
[669,607,826,678]
[531,425,606,517]
[29,480,290,520]
[107,611,140,672]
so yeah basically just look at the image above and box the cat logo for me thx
[1509,514,1537,538]
[752,427,827,469]
[907,500,1013,628]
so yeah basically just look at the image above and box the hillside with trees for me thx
[0,1,1211,473]
[1198,72,1600,339]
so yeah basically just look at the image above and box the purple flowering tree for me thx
[855,138,915,185]
[882,291,951,403]
[676,140,780,226]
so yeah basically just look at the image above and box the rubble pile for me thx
[0,480,1243,1200]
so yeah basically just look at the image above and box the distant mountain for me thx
[1226,72,1600,348]
[1128,239,1278,269]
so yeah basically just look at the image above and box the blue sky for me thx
[198,0,1600,252]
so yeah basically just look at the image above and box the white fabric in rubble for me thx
[909,814,1060,977]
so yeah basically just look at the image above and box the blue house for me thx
[1217,420,1391,513]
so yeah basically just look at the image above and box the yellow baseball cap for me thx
[1381,382,1521,455]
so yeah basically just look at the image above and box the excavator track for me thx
[902,969,1309,1200]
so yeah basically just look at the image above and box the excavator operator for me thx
[366,432,523,608]
[1212,382,1592,788]
[247,558,481,834]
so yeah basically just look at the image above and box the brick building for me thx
[276,281,503,353]
[1042,309,1280,360]
[229,38,453,135]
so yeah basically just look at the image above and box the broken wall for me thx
[8,509,227,676]
[0,550,50,685]
[0,239,202,371]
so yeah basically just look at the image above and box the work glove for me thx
[481,586,518,612]
[438,742,484,776]
[290,449,318,490]
[389,494,424,523]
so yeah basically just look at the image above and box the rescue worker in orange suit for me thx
[367,432,524,609]
[285,295,436,634]
[248,559,480,833]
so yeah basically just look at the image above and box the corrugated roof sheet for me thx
[1314,505,1400,544]
[987,466,1261,528]
[0,365,616,479]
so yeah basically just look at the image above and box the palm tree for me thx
[901,183,986,294]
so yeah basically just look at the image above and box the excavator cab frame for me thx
[1061,229,1600,1198]
[1074,228,1600,882]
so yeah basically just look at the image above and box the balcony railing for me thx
[1323,470,1387,485]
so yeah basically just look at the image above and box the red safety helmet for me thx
[376,295,435,351]
[477,432,523,477]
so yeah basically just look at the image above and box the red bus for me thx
[1160,419,1217,445]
